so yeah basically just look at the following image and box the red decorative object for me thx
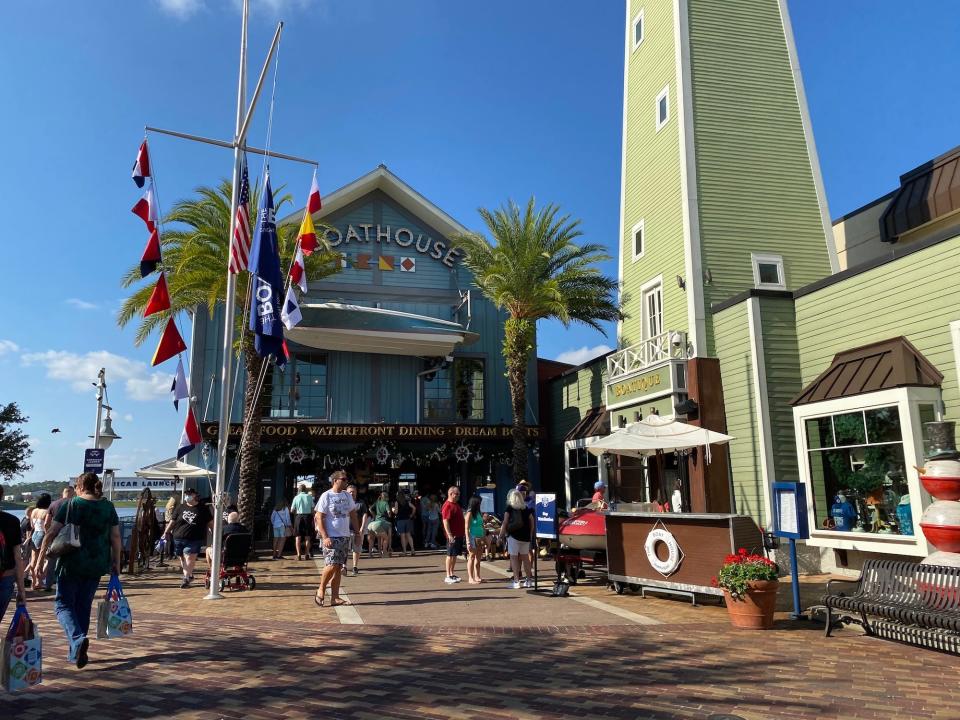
[919,523,960,553]
[919,475,960,502]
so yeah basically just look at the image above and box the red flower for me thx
[723,554,740,565]
[710,576,718,587]
[737,548,748,556]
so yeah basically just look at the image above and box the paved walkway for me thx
[2,550,959,719]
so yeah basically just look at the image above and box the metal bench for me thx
[822,559,960,654]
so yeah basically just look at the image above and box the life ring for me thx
[644,527,682,576]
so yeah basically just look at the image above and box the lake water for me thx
[6,507,138,520]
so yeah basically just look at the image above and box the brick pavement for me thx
[2,550,958,719]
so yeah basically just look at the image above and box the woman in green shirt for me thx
[38,472,122,669]
[366,491,393,557]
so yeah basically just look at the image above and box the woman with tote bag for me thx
[37,472,122,669]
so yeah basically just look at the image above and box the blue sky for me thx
[1,0,957,484]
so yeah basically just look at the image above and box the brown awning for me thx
[791,336,943,406]
[564,406,610,442]
[881,144,960,242]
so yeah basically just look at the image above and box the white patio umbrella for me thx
[135,458,215,498]
[586,415,734,463]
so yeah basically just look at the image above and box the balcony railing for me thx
[606,330,690,380]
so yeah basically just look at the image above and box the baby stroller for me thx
[203,532,256,592]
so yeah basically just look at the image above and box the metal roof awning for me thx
[881,144,960,242]
[285,303,479,357]
[135,458,214,478]
[791,336,943,406]
[564,406,610,442]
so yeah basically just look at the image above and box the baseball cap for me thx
[594,480,606,490]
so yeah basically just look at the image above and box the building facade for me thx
[189,166,539,511]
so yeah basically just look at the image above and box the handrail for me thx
[606,330,690,380]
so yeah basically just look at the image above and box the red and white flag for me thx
[132,182,158,232]
[131,140,151,188]
[308,171,322,214]
[177,407,202,459]
[229,158,252,273]
[289,247,307,293]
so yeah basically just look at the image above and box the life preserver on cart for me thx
[644,527,682,576]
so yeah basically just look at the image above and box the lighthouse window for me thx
[804,405,910,536]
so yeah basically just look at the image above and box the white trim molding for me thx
[631,218,646,261]
[747,297,775,529]
[777,0,839,275]
[655,84,670,132]
[674,0,706,358]
[751,252,786,290]
[616,1,632,346]
[951,320,960,396]
[632,8,645,50]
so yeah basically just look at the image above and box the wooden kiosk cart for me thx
[605,510,764,604]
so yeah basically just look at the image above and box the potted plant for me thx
[714,548,780,629]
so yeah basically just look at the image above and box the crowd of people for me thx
[0,471,545,672]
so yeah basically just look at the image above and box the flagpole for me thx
[206,0,251,601]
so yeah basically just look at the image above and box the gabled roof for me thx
[791,336,943,406]
[279,164,470,238]
[564,406,610,442]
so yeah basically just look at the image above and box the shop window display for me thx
[805,405,912,535]
[423,358,484,421]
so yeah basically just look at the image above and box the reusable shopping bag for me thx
[96,574,133,639]
[0,605,42,692]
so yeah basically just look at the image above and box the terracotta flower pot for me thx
[723,580,779,629]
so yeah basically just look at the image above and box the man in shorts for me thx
[441,485,465,584]
[314,471,358,607]
[291,484,315,560]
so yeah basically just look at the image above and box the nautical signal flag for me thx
[140,228,162,277]
[297,207,318,256]
[152,316,187,366]
[280,286,302,330]
[143,273,171,317]
[289,247,307,293]
[171,357,189,411]
[308,172,322,214]
[132,182,158,232]
[131,140,151,188]
[177,407,202,459]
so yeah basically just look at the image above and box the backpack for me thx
[507,508,525,534]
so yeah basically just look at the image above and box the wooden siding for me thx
[759,296,801,482]
[687,0,833,354]
[795,234,960,419]
[713,303,765,523]
[548,359,607,444]
[620,0,687,347]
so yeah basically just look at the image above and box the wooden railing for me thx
[606,330,689,380]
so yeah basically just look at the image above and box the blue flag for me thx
[248,173,285,364]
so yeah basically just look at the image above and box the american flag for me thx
[229,159,251,273]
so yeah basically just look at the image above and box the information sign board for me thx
[535,493,557,539]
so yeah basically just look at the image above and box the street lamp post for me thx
[90,368,122,498]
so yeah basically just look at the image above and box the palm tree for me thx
[453,197,621,483]
[118,180,338,529]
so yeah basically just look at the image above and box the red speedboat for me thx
[559,507,607,551]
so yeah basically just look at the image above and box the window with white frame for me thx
[632,9,645,50]
[640,277,663,341]
[751,253,785,289]
[794,386,942,552]
[631,219,645,260]
[655,85,669,132]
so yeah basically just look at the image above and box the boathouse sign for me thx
[201,422,542,441]
[322,224,464,268]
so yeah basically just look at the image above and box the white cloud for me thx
[156,0,204,18]
[22,350,172,402]
[123,414,135,423]
[28,437,41,447]
[66,298,99,311]
[554,344,613,366]
[0,340,19,356]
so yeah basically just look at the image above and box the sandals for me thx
[314,594,324,607]
[331,598,350,607]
